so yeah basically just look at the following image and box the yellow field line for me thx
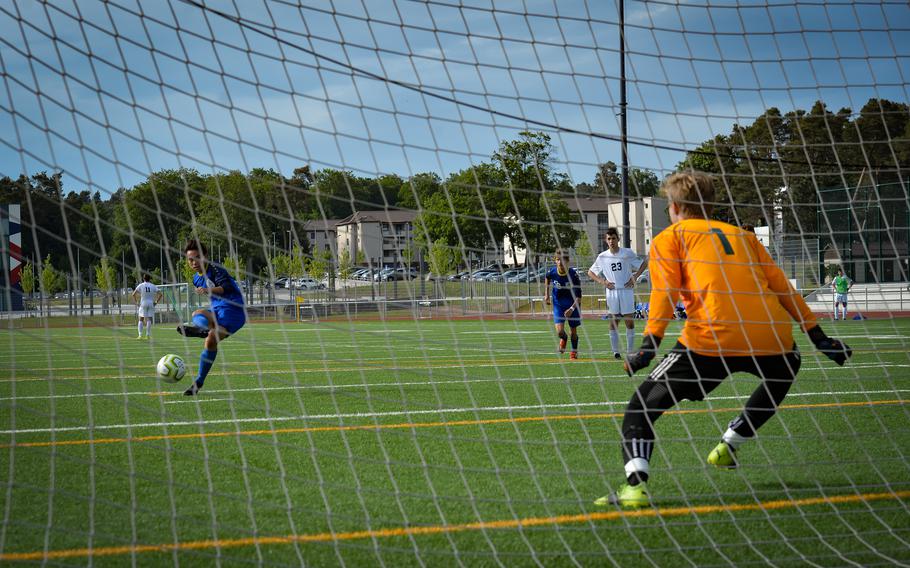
[3,399,905,449]
[2,489,908,562]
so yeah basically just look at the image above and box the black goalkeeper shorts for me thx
[646,341,801,402]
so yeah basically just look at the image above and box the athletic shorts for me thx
[137,304,155,318]
[606,288,635,316]
[213,307,246,335]
[835,293,848,304]
[646,341,801,402]
[553,303,581,327]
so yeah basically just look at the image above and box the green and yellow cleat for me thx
[707,442,738,469]
[594,482,650,508]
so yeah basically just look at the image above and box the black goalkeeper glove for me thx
[807,325,852,366]
[624,334,662,377]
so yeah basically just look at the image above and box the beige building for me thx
[303,219,339,254]
[335,210,418,266]
[566,195,670,255]
[503,196,671,266]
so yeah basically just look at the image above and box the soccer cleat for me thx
[558,338,567,353]
[570,351,578,360]
[707,442,738,469]
[177,323,209,338]
[614,352,621,359]
[183,381,203,396]
[594,482,650,508]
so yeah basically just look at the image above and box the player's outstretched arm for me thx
[623,334,662,376]
[807,325,852,366]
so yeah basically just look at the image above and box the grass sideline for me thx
[1,317,909,565]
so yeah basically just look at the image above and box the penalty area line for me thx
[2,490,908,562]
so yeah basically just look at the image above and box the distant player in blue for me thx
[544,251,582,360]
[177,239,246,396]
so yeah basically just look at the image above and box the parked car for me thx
[350,268,370,280]
[636,269,650,285]
[469,270,496,281]
[447,270,471,281]
[391,268,418,281]
[289,277,321,290]
[508,267,548,283]
[499,268,525,281]
[373,268,395,281]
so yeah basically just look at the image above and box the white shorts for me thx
[138,304,155,318]
[835,293,848,304]
[606,288,635,316]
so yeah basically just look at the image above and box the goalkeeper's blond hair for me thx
[661,172,716,218]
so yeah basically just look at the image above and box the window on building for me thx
[596,213,610,243]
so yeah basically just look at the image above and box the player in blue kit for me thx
[545,251,583,360]
[177,239,246,396]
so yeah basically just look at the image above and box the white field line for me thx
[2,389,908,436]
[4,362,910,401]
[2,374,606,401]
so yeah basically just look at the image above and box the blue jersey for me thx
[547,266,582,305]
[194,265,245,311]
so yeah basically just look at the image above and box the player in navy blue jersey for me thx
[545,251,583,360]
[177,239,246,396]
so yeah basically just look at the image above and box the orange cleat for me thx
[570,351,578,360]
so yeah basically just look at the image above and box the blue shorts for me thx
[553,304,581,327]
[212,307,246,335]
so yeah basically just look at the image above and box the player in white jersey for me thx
[587,227,647,358]
[131,274,163,339]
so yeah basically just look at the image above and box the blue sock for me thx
[195,349,217,386]
[192,313,209,328]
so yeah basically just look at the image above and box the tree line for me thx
[2,97,905,292]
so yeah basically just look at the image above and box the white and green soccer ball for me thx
[156,354,187,383]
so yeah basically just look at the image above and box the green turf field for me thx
[1,317,909,566]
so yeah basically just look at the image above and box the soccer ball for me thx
[156,354,187,383]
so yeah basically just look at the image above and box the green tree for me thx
[94,256,117,313]
[398,173,442,210]
[414,164,504,258]
[20,259,35,298]
[112,168,205,273]
[195,170,281,272]
[582,161,660,199]
[39,254,64,295]
[306,248,333,283]
[221,256,246,281]
[338,249,354,280]
[427,238,457,276]
[574,233,594,268]
[180,258,196,286]
[269,252,291,280]
[492,131,579,260]
[94,257,117,293]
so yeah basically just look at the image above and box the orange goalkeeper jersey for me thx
[644,218,817,356]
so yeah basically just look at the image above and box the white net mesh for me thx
[1,0,909,565]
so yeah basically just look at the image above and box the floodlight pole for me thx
[620,0,631,249]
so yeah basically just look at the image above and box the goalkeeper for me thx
[596,172,852,508]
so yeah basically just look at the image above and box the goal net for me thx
[1,0,909,565]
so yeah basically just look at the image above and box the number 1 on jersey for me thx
[710,228,735,255]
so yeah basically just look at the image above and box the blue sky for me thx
[0,0,908,196]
